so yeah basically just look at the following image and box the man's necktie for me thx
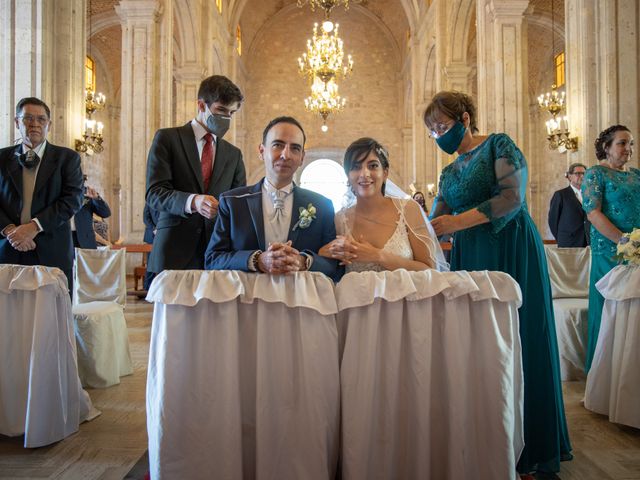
[17,149,40,169]
[272,189,286,219]
[201,133,214,191]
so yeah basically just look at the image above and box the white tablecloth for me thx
[335,269,524,480]
[585,264,640,428]
[0,264,97,448]
[146,269,524,480]
[146,270,340,480]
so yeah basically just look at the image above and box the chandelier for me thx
[297,0,363,18]
[298,20,353,131]
[304,77,346,132]
[536,0,577,152]
[76,90,106,155]
[537,85,577,151]
[298,21,353,85]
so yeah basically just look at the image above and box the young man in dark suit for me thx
[548,162,590,247]
[204,116,339,280]
[145,75,246,273]
[0,97,83,289]
[72,182,111,249]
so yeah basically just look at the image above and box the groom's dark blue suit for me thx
[204,179,340,280]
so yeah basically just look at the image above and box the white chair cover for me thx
[0,264,98,447]
[146,270,340,480]
[73,248,127,305]
[72,248,132,388]
[585,264,640,428]
[544,245,591,380]
[335,269,524,480]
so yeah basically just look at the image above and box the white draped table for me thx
[0,264,97,448]
[585,264,640,428]
[335,270,524,480]
[146,269,524,480]
[146,270,341,480]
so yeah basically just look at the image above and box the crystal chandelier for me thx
[298,20,353,130]
[304,77,346,131]
[536,0,577,152]
[298,21,353,85]
[297,0,363,18]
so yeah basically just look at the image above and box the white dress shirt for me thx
[570,184,582,204]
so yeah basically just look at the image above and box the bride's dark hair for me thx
[343,137,390,195]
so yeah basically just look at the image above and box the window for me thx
[85,55,96,92]
[554,51,565,87]
[216,0,222,14]
[236,24,242,56]
[300,159,348,212]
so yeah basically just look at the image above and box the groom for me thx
[204,116,339,280]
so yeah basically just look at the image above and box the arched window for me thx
[236,24,242,56]
[300,159,348,212]
[216,0,222,14]
[554,52,565,87]
[85,55,96,92]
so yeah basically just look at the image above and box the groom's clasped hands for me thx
[257,241,306,274]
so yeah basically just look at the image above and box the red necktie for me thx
[201,133,214,191]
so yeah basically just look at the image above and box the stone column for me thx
[174,64,203,124]
[115,0,163,242]
[565,0,639,168]
[0,0,85,147]
[476,0,529,146]
[443,63,476,96]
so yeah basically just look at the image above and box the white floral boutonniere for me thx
[293,203,316,230]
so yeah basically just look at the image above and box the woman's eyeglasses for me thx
[428,121,455,139]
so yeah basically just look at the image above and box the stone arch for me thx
[173,0,199,65]
[449,0,475,64]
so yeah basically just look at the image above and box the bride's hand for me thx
[321,235,359,264]
[350,236,383,264]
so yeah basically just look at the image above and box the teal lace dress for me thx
[431,133,572,474]
[581,165,640,371]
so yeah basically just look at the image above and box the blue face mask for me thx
[435,121,466,155]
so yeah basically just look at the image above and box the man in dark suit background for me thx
[72,181,111,249]
[548,162,590,247]
[205,116,339,280]
[142,203,159,290]
[145,75,246,273]
[0,97,83,289]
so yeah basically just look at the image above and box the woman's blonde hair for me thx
[423,91,478,134]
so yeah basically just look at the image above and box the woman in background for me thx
[424,91,571,478]
[582,125,639,371]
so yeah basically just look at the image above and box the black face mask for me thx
[15,149,40,169]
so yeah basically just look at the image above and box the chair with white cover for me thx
[73,248,133,388]
[0,264,98,447]
[544,245,591,380]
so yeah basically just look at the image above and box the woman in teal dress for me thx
[424,91,571,477]
[582,125,639,372]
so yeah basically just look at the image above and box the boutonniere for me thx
[293,203,316,230]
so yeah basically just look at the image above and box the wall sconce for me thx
[75,119,104,154]
[544,115,578,152]
[426,183,436,197]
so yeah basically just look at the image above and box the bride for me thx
[319,137,447,272]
